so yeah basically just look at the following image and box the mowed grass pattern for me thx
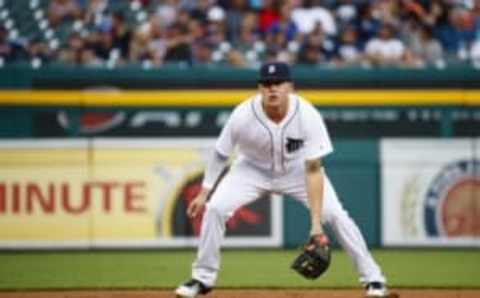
[0,249,479,290]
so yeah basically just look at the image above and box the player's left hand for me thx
[291,233,331,280]
[187,189,208,218]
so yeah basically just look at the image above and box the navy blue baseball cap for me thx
[258,62,291,84]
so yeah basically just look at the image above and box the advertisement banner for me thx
[31,107,480,138]
[0,139,282,249]
[381,139,480,246]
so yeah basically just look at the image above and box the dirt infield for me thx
[1,289,480,298]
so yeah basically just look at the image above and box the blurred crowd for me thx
[1,0,480,69]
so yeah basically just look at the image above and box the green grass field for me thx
[0,249,479,290]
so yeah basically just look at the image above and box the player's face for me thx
[258,81,291,109]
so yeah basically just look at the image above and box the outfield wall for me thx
[0,89,477,249]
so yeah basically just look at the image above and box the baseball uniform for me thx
[191,93,386,287]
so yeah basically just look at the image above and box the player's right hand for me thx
[187,189,209,218]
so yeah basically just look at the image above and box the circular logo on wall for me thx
[58,111,126,134]
[424,160,480,237]
[164,172,270,237]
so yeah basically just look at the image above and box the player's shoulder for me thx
[294,94,312,107]
[238,94,261,111]
[238,94,258,108]
[294,94,320,115]
[230,94,260,120]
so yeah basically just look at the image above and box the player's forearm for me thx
[196,187,211,203]
[202,150,229,189]
[305,159,325,235]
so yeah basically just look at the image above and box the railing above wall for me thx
[2,63,480,89]
[0,89,479,107]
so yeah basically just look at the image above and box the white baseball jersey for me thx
[191,92,386,288]
[215,93,333,174]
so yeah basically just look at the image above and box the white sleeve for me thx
[303,105,333,160]
[202,150,229,189]
[203,106,240,188]
[215,107,238,157]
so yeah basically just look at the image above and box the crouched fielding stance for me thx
[175,62,389,298]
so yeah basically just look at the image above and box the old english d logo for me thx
[286,137,304,153]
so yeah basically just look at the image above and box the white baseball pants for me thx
[191,158,386,287]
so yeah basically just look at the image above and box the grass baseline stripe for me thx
[0,90,478,106]
[0,249,478,289]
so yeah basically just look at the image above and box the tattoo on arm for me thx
[306,158,322,173]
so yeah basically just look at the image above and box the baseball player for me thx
[175,62,389,298]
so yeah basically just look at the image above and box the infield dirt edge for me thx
[1,289,480,298]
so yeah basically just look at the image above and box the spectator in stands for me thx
[130,14,167,66]
[412,0,450,28]
[471,0,480,28]
[296,42,322,66]
[397,13,420,49]
[258,0,280,35]
[155,0,180,28]
[297,22,335,66]
[111,12,132,60]
[48,0,82,28]
[233,12,260,50]
[472,0,480,30]
[129,31,155,65]
[189,0,213,24]
[410,24,445,68]
[191,40,214,65]
[369,0,402,28]
[364,23,413,67]
[89,27,114,62]
[332,25,364,67]
[136,0,151,7]
[178,0,196,11]
[225,12,261,68]
[355,2,382,44]
[178,5,195,27]
[335,0,360,30]
[189,18,207,44]
[266,2,299,45]
[225,0,250,45]
[80,46,104,67]
[202,5,233,64]
[0,26,14,62]
[164,21,193,64]
[265,2,299,63]
[468,0,480,66]
[59,32,85,65]
[205,5,227,48]
[436,5,475,60]
[25,38,53,63]
[84,0,109,29]
[291,0,337,37]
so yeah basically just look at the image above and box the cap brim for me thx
[258,78,291,84]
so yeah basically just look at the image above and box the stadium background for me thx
[0,0,479,297]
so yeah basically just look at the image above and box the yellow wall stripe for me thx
[0,89,478,106]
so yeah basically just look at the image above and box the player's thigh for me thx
[283,173,345,224]
[208,163,267,218]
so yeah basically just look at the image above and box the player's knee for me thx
[323,208,349,225]
[205,203,229,220]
